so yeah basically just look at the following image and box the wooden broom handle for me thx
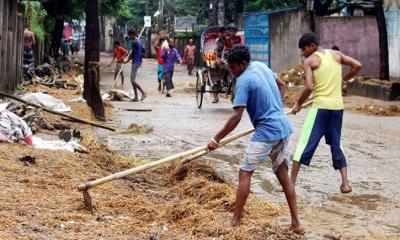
[77,101,313,191]
[78,128,255,191]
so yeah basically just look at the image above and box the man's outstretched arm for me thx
[208,107,245,149]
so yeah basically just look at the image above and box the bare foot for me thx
[340,184,352,193]
[230,218,241,227]
[140,94,147,101]
[288,224,304,235]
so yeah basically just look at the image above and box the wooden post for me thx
[0,0,4,90]
[374,0,390,80]
[0,0,9,92]
[10,0,17,93]
[6,0,13,93]
[84,0,106,120]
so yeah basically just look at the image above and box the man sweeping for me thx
[207,46,302,234]
[124,30,147,101]
[107,41,127,85]
[290,33,362,193]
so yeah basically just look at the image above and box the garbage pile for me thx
[0,93,85,152]
[24,59,84,92]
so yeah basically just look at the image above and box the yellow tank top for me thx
[312,50,344,110]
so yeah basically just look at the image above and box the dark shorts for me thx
[293,108,347,170]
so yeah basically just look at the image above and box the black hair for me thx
[298,32,319,49]
[24,23,30,28]
[225,23,237,31]
[332,45,340,51]
[114,40,120,46]
[220,26,226,32]
[128,30,136,36]
[226,45,251,64]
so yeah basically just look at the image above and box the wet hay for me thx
[121,123,154,134]
[0,137,304,239]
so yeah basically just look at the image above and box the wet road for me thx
[98,53,400,239]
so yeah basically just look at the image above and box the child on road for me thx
[107,41,127,85]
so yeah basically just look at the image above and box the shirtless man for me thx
[23,24,36,75]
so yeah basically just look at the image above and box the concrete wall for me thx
[316,16,380,77]
[269,8,308,72]
[385,1,400,80]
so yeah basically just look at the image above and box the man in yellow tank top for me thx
[291,33,362,193]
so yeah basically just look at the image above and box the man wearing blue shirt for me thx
[207,46,302,234]
[124,30,147,102]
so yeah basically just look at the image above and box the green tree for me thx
[100,0,132,18]
[244,0,299,11]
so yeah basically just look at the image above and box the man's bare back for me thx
[24,28,36,48]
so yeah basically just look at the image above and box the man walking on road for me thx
[23,24,36,76]
[184,38,196,75]
[207,46,303,234]
[291,33,362,193]
[125,30,147,102]
[162,39,182,97]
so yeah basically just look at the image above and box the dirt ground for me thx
[1,52,400,239]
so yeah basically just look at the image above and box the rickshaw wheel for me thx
[196,72,204,108]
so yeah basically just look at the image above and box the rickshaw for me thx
[196,26,236,109]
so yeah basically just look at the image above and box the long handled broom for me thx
[108,26,147,91]
[78,101,313,210]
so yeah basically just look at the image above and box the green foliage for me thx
[244,0,299,12]
[100,0,132,18]
[21,1,47,42]
[172,0,209,24]
[122,0,159,30]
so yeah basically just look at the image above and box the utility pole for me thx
[217,0,225,26]
[145,0,150,57]
[158,0,164,32]
[212,0,218,25]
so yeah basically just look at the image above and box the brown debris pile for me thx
[346,103,400,117]
[0,137,304,239]
[279,65,305,86]
[279,65,306,107]
[354,77,393,88]
[121,123,154,134]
